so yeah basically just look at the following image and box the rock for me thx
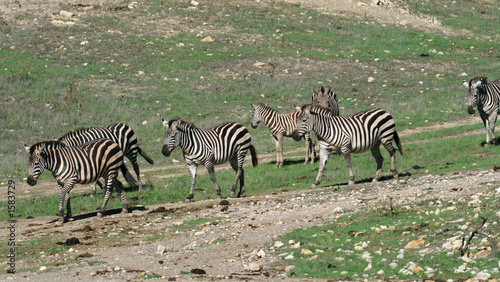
[257,249,266,258]
[59,11,74,19]
[156,245,166,254]
[368,77,375,83]
[461,256,476,264]
[405,239,425,249]
[274,241,284,248]
[364,263,372,271]
[284,254,294,260]
[285,265,295,272]
[389,262,398,269]
[476,272,491,280]
[333,207,343,213]
[291,242,301,249]
[246,263,262,272]
[468,199,481,208]
[190,0,199,6]
[300,249,313,255]
[39,266,47,271]
[201,36,214,43]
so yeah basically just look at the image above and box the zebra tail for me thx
[138,147,155,164]
[249,145,259,167]
[121,164,138,186]
[394,131,403,156]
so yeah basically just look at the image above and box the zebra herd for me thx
[25,79,500,222]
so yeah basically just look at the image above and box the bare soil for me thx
[0,0,494,281]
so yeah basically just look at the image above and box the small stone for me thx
[300,249,313,255]
[377,269,385,275]
[364,263,372,272]
[291,242,301,249]
[59,11,74,19]
[476,272,491,280]
[368,77,375,83]
[389,262,397,269]
[190,0,199,6]
[201,36,214,43]
[246,263,262,272]
[285,265,295,272]
[256,249,266,258]
[333,207,343,213]
[284,254,294,260]
[39,266,47,271]
[156,245,166,254]
[274,241,284,248]
[405,239,425,249]
[461,256,476,264]
[468,199,481,208]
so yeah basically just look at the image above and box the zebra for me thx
[311,86,340,115]
[58,123,154,194]
[251,103,315,167]
[463,76,500,146]
[294,104,403,187]
[161,118,258,201]
[25,139,130,222]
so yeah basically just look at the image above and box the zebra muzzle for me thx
[27,175,37,186]
[161,145,171,157]
[467,106,475,115]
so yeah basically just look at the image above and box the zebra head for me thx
[464,77,487,115]
[250,103,263,129]
[25,143,48,186]
[161,118,181,157]
[293,104,314,140]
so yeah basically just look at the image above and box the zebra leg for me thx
[114,180,129,213]
[229,157,244,198]
[480,113,491,145]
[186,163,198,201]
[273,134,283,168]
[91,180,104,198]
[98,176,116,217]
[131,158,143,191]
[370,143,384,182]
[304,133,311,164]
[312,148,330,188]
[489,112,498,144]
[59,181,75,223]
[342,151,355,186]
[206,162,223,199]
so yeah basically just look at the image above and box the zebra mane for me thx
[254,103,282,115]
[469,76,488,88]
[301,103,334,116]
[58,127,94,141]
[168,118,197,129]
[28,140,66,154]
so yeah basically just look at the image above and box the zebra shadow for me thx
[481,140,500,147]
[46,206,147,224]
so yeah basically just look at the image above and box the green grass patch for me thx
[274,196,500,279]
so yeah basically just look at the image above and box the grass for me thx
[274,196,500,279]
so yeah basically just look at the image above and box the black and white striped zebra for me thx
[161,118,258,201]
[311,86,340,115]
[58,123,154,193]
[25,139,130,222]
[251,103,315,167]
[463,76,500,145]
[294,104,403,187]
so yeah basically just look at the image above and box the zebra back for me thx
[163,118,254,165]
[311,86,340,116]
[297,104,402,154]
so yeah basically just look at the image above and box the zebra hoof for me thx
[230,192,236,198]
[58,217,66,223]
[121,208,129,214]
[311,184,317,189]
[348,180,355,186]
[185,198,193,203]
[97,212,104,218]
[372,178,379,183]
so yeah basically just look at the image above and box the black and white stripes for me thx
[58,123,154,191]
[162,118,258,201]
[464,76,500,145]
[251,103,315,167]
[26,139,130,222]
[294,104,403,187]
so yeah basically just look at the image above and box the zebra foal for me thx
[251,103,315,167]
[294,104,403,187]
[161,118,258,201]
[463,76,500,146]
[58,123,154,193]
[25,139,130,222]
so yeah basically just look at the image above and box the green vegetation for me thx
[274,196,500,279]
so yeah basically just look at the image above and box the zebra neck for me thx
[42,150,60,173]
[311,115,331,139]
[177,128,197,154]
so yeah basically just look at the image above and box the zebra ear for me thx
[24,144,30,153]
[462,80,469,88]
[162,118,169,128]
[295,106,302,113]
